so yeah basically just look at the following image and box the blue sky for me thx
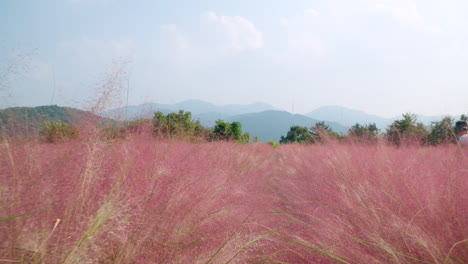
[1,0,467,118]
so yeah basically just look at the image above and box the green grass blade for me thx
[0,208,50,222]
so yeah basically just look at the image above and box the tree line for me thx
[280,113,468,146]
[34,109,467,146]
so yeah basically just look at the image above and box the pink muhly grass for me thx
[0,133,466,263]
[265,143,467,263]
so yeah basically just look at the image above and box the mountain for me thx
[226,110,347,142]
[104,100,277,121]
[0,105,106,137]
[192,112,232,127]
[412,114,448,126]
[305,106,392,129]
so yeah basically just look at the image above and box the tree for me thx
[229,121,243,141]
[211,119,230,140]
[210,119,247,142]
[153,110,206,140]
[386,113,428,146]
[348,123,379,142]
[310,121,341,143]
[426,116,455,145]
[280,126,313,144]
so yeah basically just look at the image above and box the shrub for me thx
[40,120,78,143]
[153,110,207,141]
[386,113,428,146]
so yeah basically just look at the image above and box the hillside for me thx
[226,110,347,142]
[0,105,106,137]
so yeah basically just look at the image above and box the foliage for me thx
[426,116,456,145]
[209,119,248,143]
[267,139,278,147]
[153,110,207,140]
[279,125,314,144]
[40,120,78,143]
[310,121,342,143]
[242,132,250,143]
[0,105,104,139]
[101,118,152,139]
[386,113,428,146]
[280,122,341,144]
[348,122,379,142]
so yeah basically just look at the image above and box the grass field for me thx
[1,131,467,263]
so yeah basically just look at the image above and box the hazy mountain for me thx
[192,112,232,127]
[306,105,392,129]
[411,114,448,126]
[104,100,277,120]
[305,106,460,131]
[226,110,347,142]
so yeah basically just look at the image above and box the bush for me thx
[40,120,78,143]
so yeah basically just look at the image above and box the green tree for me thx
[348,123,379,142]
[212,119,230,140]
[280,126,313,144]
[153,110,206,140]
[310,121,341,143]
[229,121,243,141]
[426,116,455,145]
[386,113,428,146]
[210,119,247,142]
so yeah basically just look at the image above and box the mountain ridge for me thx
[2,101,461,142]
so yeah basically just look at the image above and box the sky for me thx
[1,0,467,118]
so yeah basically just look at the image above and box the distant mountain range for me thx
[103,101,347,141]
[104,99,277,123]
[1,101,457,142]
[103,100,460,141]
[305,105,447,130]
[225,110,346,142]
[305,105,392,129]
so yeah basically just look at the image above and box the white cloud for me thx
[202,11,263,51]
[364,0,441,32]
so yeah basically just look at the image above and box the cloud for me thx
[202,11,263,51]
[364,0,441,32]
[155,12,264,66]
